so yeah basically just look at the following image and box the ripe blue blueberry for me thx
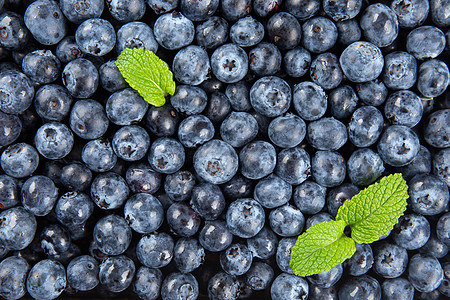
[220,243,253,275]
[424,109,450,149]
[0,111,21,147]
[211,43,248,83]
[254,174,292,209]
[326,183,360,216]
[347,148,385,187]
[356,79,388,106]
[276,146,311,185]
[373,242,408,278]
[407,254,443,292]
[230,16,264,47]
[382,51,417,90]
[323,0,362,21]
[35,122,74,160]
[381,277,414,300]
[0,175,20,209]
[124,193,164,234]
[338,275,381,300]
[276,237,297,274]
[247,226,278,259]
[99,60,128,92]
[190,183,225,220]
[267,12,302,50]
[390,0,429,28]
[406,26,446,60]
[0,207,36,250]
[170,85,208,115]
[0,70,34,114]
[283,46,311,78]
[248,42,282,76]
[384,90,423,127]
[336,19,361,46]
[56,36,84,64]
[134,267,162,300]
[310,52,343,90]
[21,175,58,216]
[62,58,99,99]
[392,213,430,250]
[34,84,73,122]
[93,214,132,255]
[144,104,179,137]
[271,273,309,300]
[208,272,240,300]
[112,125,150,161]
[148,137,185,174]
[116,21,158,55]
[0,256,29,299]
[91,172,129,210]
[432,148,450,187]
[153,12,194,50]
[166,202,201,237]
[126,163,162,194]
[67,255,99,292]
[239,141,276,180]
[107,0,146,22]
[26,259,66,300]
[180,0,218,21]
[199,220,233,252]
[0,143,39,178]
[136,233,174,268]
[22,50,61,84]
[348,106,384,148]
[307,264,343,288]
[328,85,358,119]
[378,125,420,167]
[205,92,231,123]
[408,174,449,216]
[59,0,104,23]
[75,18,116,56]
[178,114,215,148]
[220,0,251,21]
[360,3,399,47]
[55,192,93,225]
[173,237,205,273]
[0,12,30,50]
[195,16,229,50]
[161,272,199,300]
[293,81,327,121]
[302,17,338,53]
[345,243,374,276]
[308,117,347,151]
[417,59,450,98]
[99,255,135,293]
[173,45,210,86]
[270,204,305,237]
[226,198,265,238]
[250,76,291,117]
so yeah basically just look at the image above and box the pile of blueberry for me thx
[0,0,450,298]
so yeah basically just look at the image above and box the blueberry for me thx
[230,16,264,47]
[59,0,104,23]
[293,180,326,215]
[438,262,450,297]
[26,259,66,300]
[0,70,34,114]
[0,111,21,147]
[250,76,291,117]
[360,3,399,47]
[312,150,346,188]
[408,254,443,292]
[417,59,450,98]
[276,237,297,274]
[22,50,61,84]
[309,285,338,300]
[0,143,39,178]
[398,146,432,181]
[24,0,67,45]
[105,88,148,125]
[247,226,278,259]
[144,104,179,137]
[173,237,205,273]
[0,175,20,209]
[336,19,361,46]
[254,174,292,209]
[302,17,338,53]
[190,183,225,220]
[225,81,252,111]
[178,114,214,148]
[164,170,195,201]
[55,192,93,225]
[323,0,362,21]
[21,175,58,216]
[0,256,29,299]
[424,109,450,149]
[67,255,99,292]
[246,262,274,291]
[382,51,417,90]
[55,36,84,63]
[91,172,129,210]
[239,141,276,180]
[170,85,208,115]
[220,243,253,276]
[166,202,200,237]
[180,0,218,21]
[249,42,282,76]
[420,234,450,259]
[94,214,132,256]
[431,0,450,27]
[116,21,158,54]
[253,0,281,17]
[267,12,302,50]
[0,12,30,50]
[75,18,115,56]
[271,273,309,300]
[99,255,135,293]
[432,148,450,187]
[107,0,146,22]
[340,41,384,83]
[137,232,174,268]
[133,267,162,300]
[285,0,319,20]
[344,243,374,276]
[268,114,305,148]
[407,26,445,60]
[392,213,430,250]
[112,125,150,161]
[226,198,265,238]
[270,204,304,237]
[373,242,408,278]
[326,183,359,216]
[62,58,99,99]
[204,92,231,123]
[221,174,253,201]
[124,193,164,234]
[275,146,311,185]
[199,220,233,252]
[195,16,229,50]
[173,45,210,86]
[0,207,36,251]
[338,275,381,300]
[82,138,117,172]
[35,122,73,160]
[283,47,311,78]
[310,52,343,90]
[347,148,385,187]
[34,84,73,122]
[208,272,240,300]
[307,264,343,288]
[308,117,347,151]
[384,90,423,127]
[148,137,185,174]
[391,0,429,28]
[211,43,248,84]
[356,79,388,106]
[99,60,128,93]
[328,85,358,119]
[348,106,384,148]
[161,272,199,300]
[381,278,414,300]
[377,125,420,167]
[292,81,327,121]
[40,224,71,257]
[147,0,178,14]
[126,163,162,194]
[220,0,251,21]
[408,174,449,216]
[154,12,194,50]
[436,212,450,247]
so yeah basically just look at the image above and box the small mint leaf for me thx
[336,173,409,244]
[115,48,176,107]
[290,219,356,277]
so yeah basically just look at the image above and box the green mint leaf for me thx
[336,173,409,244]
[115,48,176,107]
[290,219,356,277]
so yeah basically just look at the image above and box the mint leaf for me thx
[115,48,176,107]
[336,173,408,244]
[290,220,356,277]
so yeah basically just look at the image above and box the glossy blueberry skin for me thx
[94,215,132,255]
[284,47,311,78]
[164,170,195,201]
[40,223,70,256]
[62,58,99,99]
[328,85,358,119]
[161,272,199,300]
[180,0,218,21]
[22,50,60,84]
[134,267,162,300]
[220,243,253,276]
[0,207,36,251]
[226,198,265,238]
[91,172,129,210]
[107,0,146,22]
[310,52,342,90]
[408,254,443,292]
[56,36,84,63]
[384,90,423,127]
[309,285,338,300]
[253,0,281,17]
[0,70,34,114]
[254,174,292,209]
[302,17,338,54]
[293,81,327,121]
[59,0,103,23]
[99,255,135,293]
[338,275,381,300]
[417,59,450,98]
[249,42,282,76]
[267,12,302,50]
[106,88,148,125]
[221,175,253,201]
[271,273,309,300]
[392,213,430,250]
[147,0,178,14]
[225,81,252,111]
[431,0,450,26]
[178,114,214,148]
[270,204,304,237]
[373,242,408,278]
[208,272,240,300]
[220,0,251,21]
[82,138,117,172]
[268,114,305,148]
[408,174,449,216]
[240,141,276,180]
[148,137,185,174]
[323,0,361,21]
[0,12,30,50]
[0,143,39,178]
[193,139,238,184]
[154,12,194,50]
[247,226,278,259]
[245,262,274,291]
[190,183,225,220]
[75,18,115,56]
[34,84,72,122]
[195,16,228,50]
[347,148,385,187]
[220,112,257,148]
[382,52,417,90]
[437,213,450,246]
[55,192,93,225]
[312,150,346,188]
[433,148,450,187]
[137,233,174,268]
[173,237,204,273]
[407,26,445,60]
[211,43,248,84]
[0,111,21,147]
[116,21,158,55]
[285,0,319,19]
[112,125,150,161]
[67,255,99,292]
[348,106,384,148]
[173,45,210,86]
[126,163,162,194]
[307,264,343,288]
[24,0,67,45]
[439,262,450,297]
[308,118,347,151]
[0,256,29,299]
[230,16,264,47]
[166,202,200,237]
[420,233,450,259]
[399,146,431,181]
[250,76,291,117]
[381,278,414,300]
[35,122,73,160]
[336,19,361,46]
[326,183,359,217]
[391,0,429,28]
[293,181,326,215]
[170,85,208,115]
[360,3,398,47]
[0,175,20,209]
[145,104,179,137]
[205,92,231,123]
[345,243,374,276]
[199,220,233,252]
[424,109,450,149]
[99,60,128,92]
[26,259,66,300]
[357,79,388,107]
[378,125,420,167]
[340,41,384,83]
[124,193,163,234]
[276,237,296,274]
[21,175,58,216]
[276,146,311,185]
